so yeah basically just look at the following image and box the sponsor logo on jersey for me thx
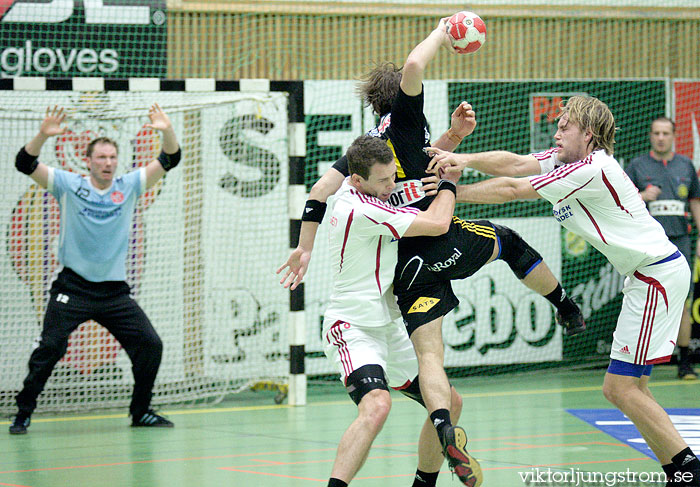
[80,206,122,219]
[389,179,425,208]
[376,114,390,135]
[425,248,462,272]
[111,191,124,204]
[408,296,440,313]
[553,204,573,222]
[619,345,630,355]
[367,113,430,144]
[330,216,338,226]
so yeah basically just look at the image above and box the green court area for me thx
[1,366,697,487]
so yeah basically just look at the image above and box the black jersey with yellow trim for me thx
[331,87,434,211]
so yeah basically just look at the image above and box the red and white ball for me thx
[445,11,486,54]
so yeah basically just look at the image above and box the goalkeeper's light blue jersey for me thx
[47,167,146,282]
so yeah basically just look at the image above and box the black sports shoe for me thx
[678,362,698,381]
[440,425,483,487]
[556,310,586,336]
[131,410,174,428]
[9,412,31,435]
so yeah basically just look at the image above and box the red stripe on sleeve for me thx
[532,148,558,161]
[531,160,587,190]
[365,215,400,239]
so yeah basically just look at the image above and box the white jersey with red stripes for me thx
[325,179,419,327]
[530,149,677,276]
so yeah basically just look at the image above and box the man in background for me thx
[626,117,700,380]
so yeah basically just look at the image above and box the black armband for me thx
[15,147,39,175]
[301,199,327,223]
[437,179,457,196]
[158,148,181,171]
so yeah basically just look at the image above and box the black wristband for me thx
[301,199,327,223]
[437,179,457,196]
[15,147,39,175]
[158,148,181,171]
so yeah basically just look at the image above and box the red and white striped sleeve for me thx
[531,148,559,174]
[350,189,418,238]
[529,155,597,204]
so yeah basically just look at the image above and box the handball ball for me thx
[445,11,486,54]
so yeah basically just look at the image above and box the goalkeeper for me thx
[9,104,181,434]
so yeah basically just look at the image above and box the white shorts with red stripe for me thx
[611,254,690,365]
[322,318,418,388]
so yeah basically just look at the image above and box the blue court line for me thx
[568,408,700,462]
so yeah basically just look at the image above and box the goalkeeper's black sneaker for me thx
[440,425,483,487]
[9,412,31,435]
[556,310,586,336]
[131,410,174,428]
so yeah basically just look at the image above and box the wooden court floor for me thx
[1,366,698,487]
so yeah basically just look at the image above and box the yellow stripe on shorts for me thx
[453,217,496,239]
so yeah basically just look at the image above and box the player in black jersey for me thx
[278,18,583,487]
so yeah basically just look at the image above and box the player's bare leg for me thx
[520,260,558,295]
[410,317,450,415]
[636,376,700,485]
[636,376,673,460]
[328,389,391,483]
[603,372,687,464]
[411,318,482,486]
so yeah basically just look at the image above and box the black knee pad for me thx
[493,224,543,279]
[397,376,425,408]
[346,364,389,406]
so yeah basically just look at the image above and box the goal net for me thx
[1,1,699,406]
[0,90,290,413]
[301,79,673,378]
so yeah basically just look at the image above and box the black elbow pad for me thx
[15,147,39,175]
[158,148,181,171]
